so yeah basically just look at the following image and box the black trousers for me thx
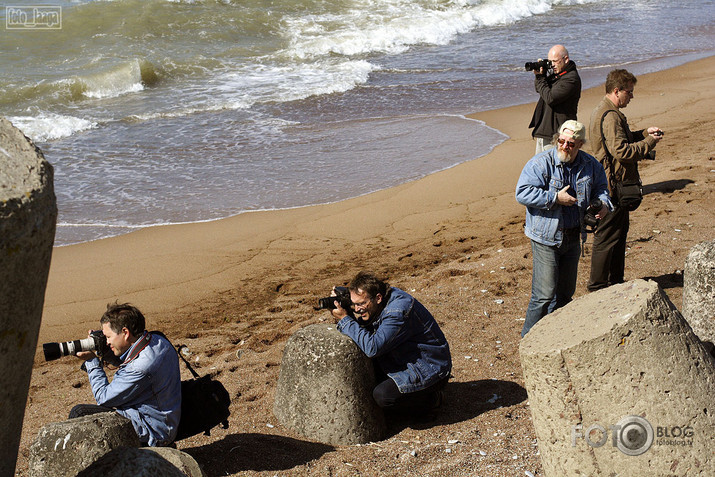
[588,206,630,291]
[372,375,448,413]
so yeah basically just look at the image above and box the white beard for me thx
[557,148,573,163]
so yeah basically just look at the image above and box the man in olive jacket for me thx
[529,44,581,154]
[587,69,663,291]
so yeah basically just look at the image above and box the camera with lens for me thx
[525,59,552,71]
[43,329,119,366]
[644,149,656,160]
[317,286,352,312]
[582,199,603,232]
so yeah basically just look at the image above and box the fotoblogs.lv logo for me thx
[572,415,654,456]
[6,5,62,30]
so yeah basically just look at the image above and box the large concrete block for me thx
[77,447,205,477]
[683,239,715,344]
[0,117,56,476]
[28,412,140,477]
[274,324,386,445]
[520,280,715,476]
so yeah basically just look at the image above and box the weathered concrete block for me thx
[0,117,56,476]
[28,412,140,477]
[683,239,715,344]
[274,324,386,445]
[77,447,205,477]
[520,280,715,476]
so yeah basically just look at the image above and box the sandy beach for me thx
[17,56,714,476]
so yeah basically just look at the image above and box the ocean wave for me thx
[75,59,157,99]
[280,0,605,59]
[8,113,98,142]
[0,58,158,108]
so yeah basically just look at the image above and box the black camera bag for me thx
[151,332,231,441]
[614,180,642,211]
[174,344,231,441]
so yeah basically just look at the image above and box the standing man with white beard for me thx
[516,120,611,337]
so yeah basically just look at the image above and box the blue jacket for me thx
[337,287,452,394]
[84,331,182,446]
[515,148,611,246]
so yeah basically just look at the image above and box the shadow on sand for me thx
[385,379,528,433]
[182,432,334,475]
[642,271,684,290]
[642,178,694,196]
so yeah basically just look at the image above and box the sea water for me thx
[1,0,713,245]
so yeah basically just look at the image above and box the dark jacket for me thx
[529,61,581,140]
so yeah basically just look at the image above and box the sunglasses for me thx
[557,137,577,148]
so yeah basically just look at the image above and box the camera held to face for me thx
[525,59,552,71]
[43,329,119,366]
[317,286,353,312]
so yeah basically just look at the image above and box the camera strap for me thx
[121,331,152,366]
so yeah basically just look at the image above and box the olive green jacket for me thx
[587,96,657,192]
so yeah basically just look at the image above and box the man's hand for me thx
[556,185,577,206]
[76,350,97,361]
[329,287,348,323]
[647,127,664,142]
[330,303,348,323]
[595,204,609,219]
[74,329,97,361]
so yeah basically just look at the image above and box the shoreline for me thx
[40,55,714,345]
[50,50,715,248]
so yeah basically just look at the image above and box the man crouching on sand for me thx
[71,303,182,446]
[328,271,452,414]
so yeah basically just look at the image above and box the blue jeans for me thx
[522,233,581,337]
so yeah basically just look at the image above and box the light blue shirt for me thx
[84,331,182,446]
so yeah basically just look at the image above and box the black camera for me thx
[644,150,656,160]
[583,199,603,232]
[317,286,352,311]
[43,329,118,365]
[525,59,552,71]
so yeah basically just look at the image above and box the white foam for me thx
[8,113,97,142]
[212,59,377,106]
[279,0,599,60]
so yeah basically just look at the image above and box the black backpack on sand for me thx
[174,344,231,441]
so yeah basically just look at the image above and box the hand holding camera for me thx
[43,329,120,366]
[525,59,552,73]
[317,286,354,322]
[583,199,608,232]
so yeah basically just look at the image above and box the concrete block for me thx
[77,446,205,477]
[683,239,715,344]
[274,324,386,445]
[28,412,139,477]
[520,280,715,476]
[0,117,56,476]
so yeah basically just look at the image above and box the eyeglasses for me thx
[619,89,634,96]
[557,137,577,148]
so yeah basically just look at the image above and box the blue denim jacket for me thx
[84,332,182,446]
[515,148,611,246]
[337,287,452,393]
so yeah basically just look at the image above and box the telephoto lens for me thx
[42,337,96,361]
